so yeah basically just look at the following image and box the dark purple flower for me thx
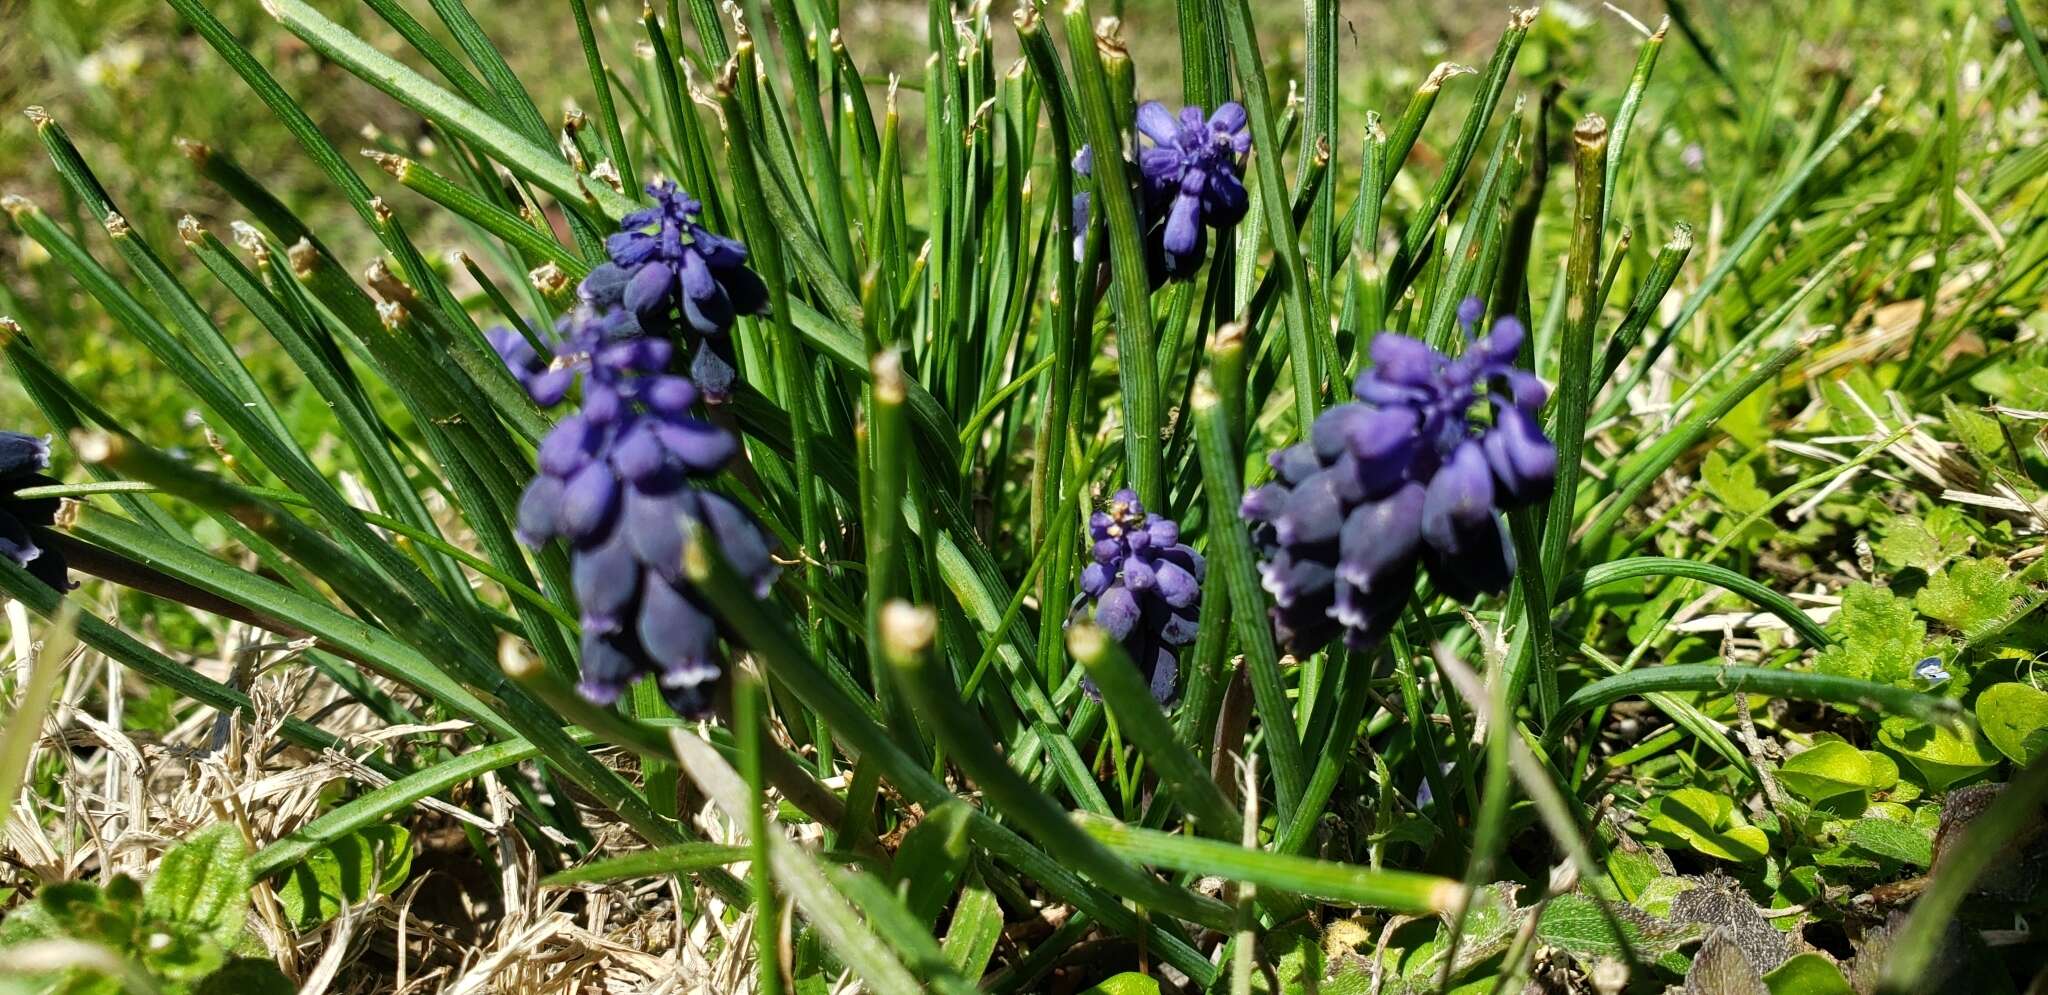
[1134,101,1250,274]
[1074,488,1203,704]
[592,180,769,403]
[0,431,69,591]
[1068,100,1251,281]
[1242,301,1555,655]
[509,299,776,717]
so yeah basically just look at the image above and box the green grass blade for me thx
[1551,665,1963,734]
[1075,814,1459,913]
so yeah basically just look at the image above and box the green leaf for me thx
[1645,787,1770,862]
[1815,585,1926,686]
[273,825,413,928]
[1078,973,1162,995]
[144,824,251,945]
[193,957,296,995]
[1703,450,1771,515]
[1536,893,1697,968]
[1843,817,1933,867]
[1976,682,2048,766]
[1968,356,2048,408]
[1764,952,1854,995]
[893,800,973,928]
[1874,509,1971,572]
[1876,717,2001,791]
[1917,558,2020,634]
[940,873,1003,981]
[1776,741,1895,803]
[1942,399,2009,465]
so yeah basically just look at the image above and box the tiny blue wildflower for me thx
[0,431,69,590]
[1075,488,1203,704]
[1242,301,1556,654]
[1914,656,1952,684]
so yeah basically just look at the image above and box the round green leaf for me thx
[1876,718,2000,791]
[1976,682,2048,766]
[1777,741,1887,802]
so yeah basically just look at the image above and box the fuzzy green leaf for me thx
[1916,558,2020,634]
[1815,585,1926,685]
[1843,817,1932,867]
[143,824,251,946]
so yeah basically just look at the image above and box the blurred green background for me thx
[0,0,1982,434]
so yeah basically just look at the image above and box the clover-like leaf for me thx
[274,824,412,929]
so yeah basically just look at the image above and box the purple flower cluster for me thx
[497,182,777,717]
[0,432,69,590]
[581,181,768,403]
[1241,303,1556,655]
[1076,489,1203,703]
[1072,101,1251,280]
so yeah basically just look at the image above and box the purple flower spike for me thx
[586,181,769,404]
[1135,100,1251,277]
[1068,100,1252,281]
[0,430,68,591]
[1242,299,1557,655]
[492,183,784,718]
[1072,488,1203,705]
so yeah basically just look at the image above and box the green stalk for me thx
[720,45,826,700]
[880,602,1234,929]
[735,669,785,995]
[767,0,856,284]
[363,150,583,274]
[1059,1,1163,506]
[1549,665,1962,739]
[1221,0,1320,432]
[1601,19,1668,225]
[1190,374,1309,822]
[1526,115,1607,720]
[569,0,637,192]
[1070,624,1241,840]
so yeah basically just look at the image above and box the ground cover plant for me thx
[0,0,2045,991]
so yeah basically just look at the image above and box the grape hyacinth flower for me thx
[1075,489,1203,703]
[1242,302,1556,655]
[1068,100,1251,280]
[0,431,69,590]
[1134,101,1251,277]
[583,180,768,402]
[507,289,778,716]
